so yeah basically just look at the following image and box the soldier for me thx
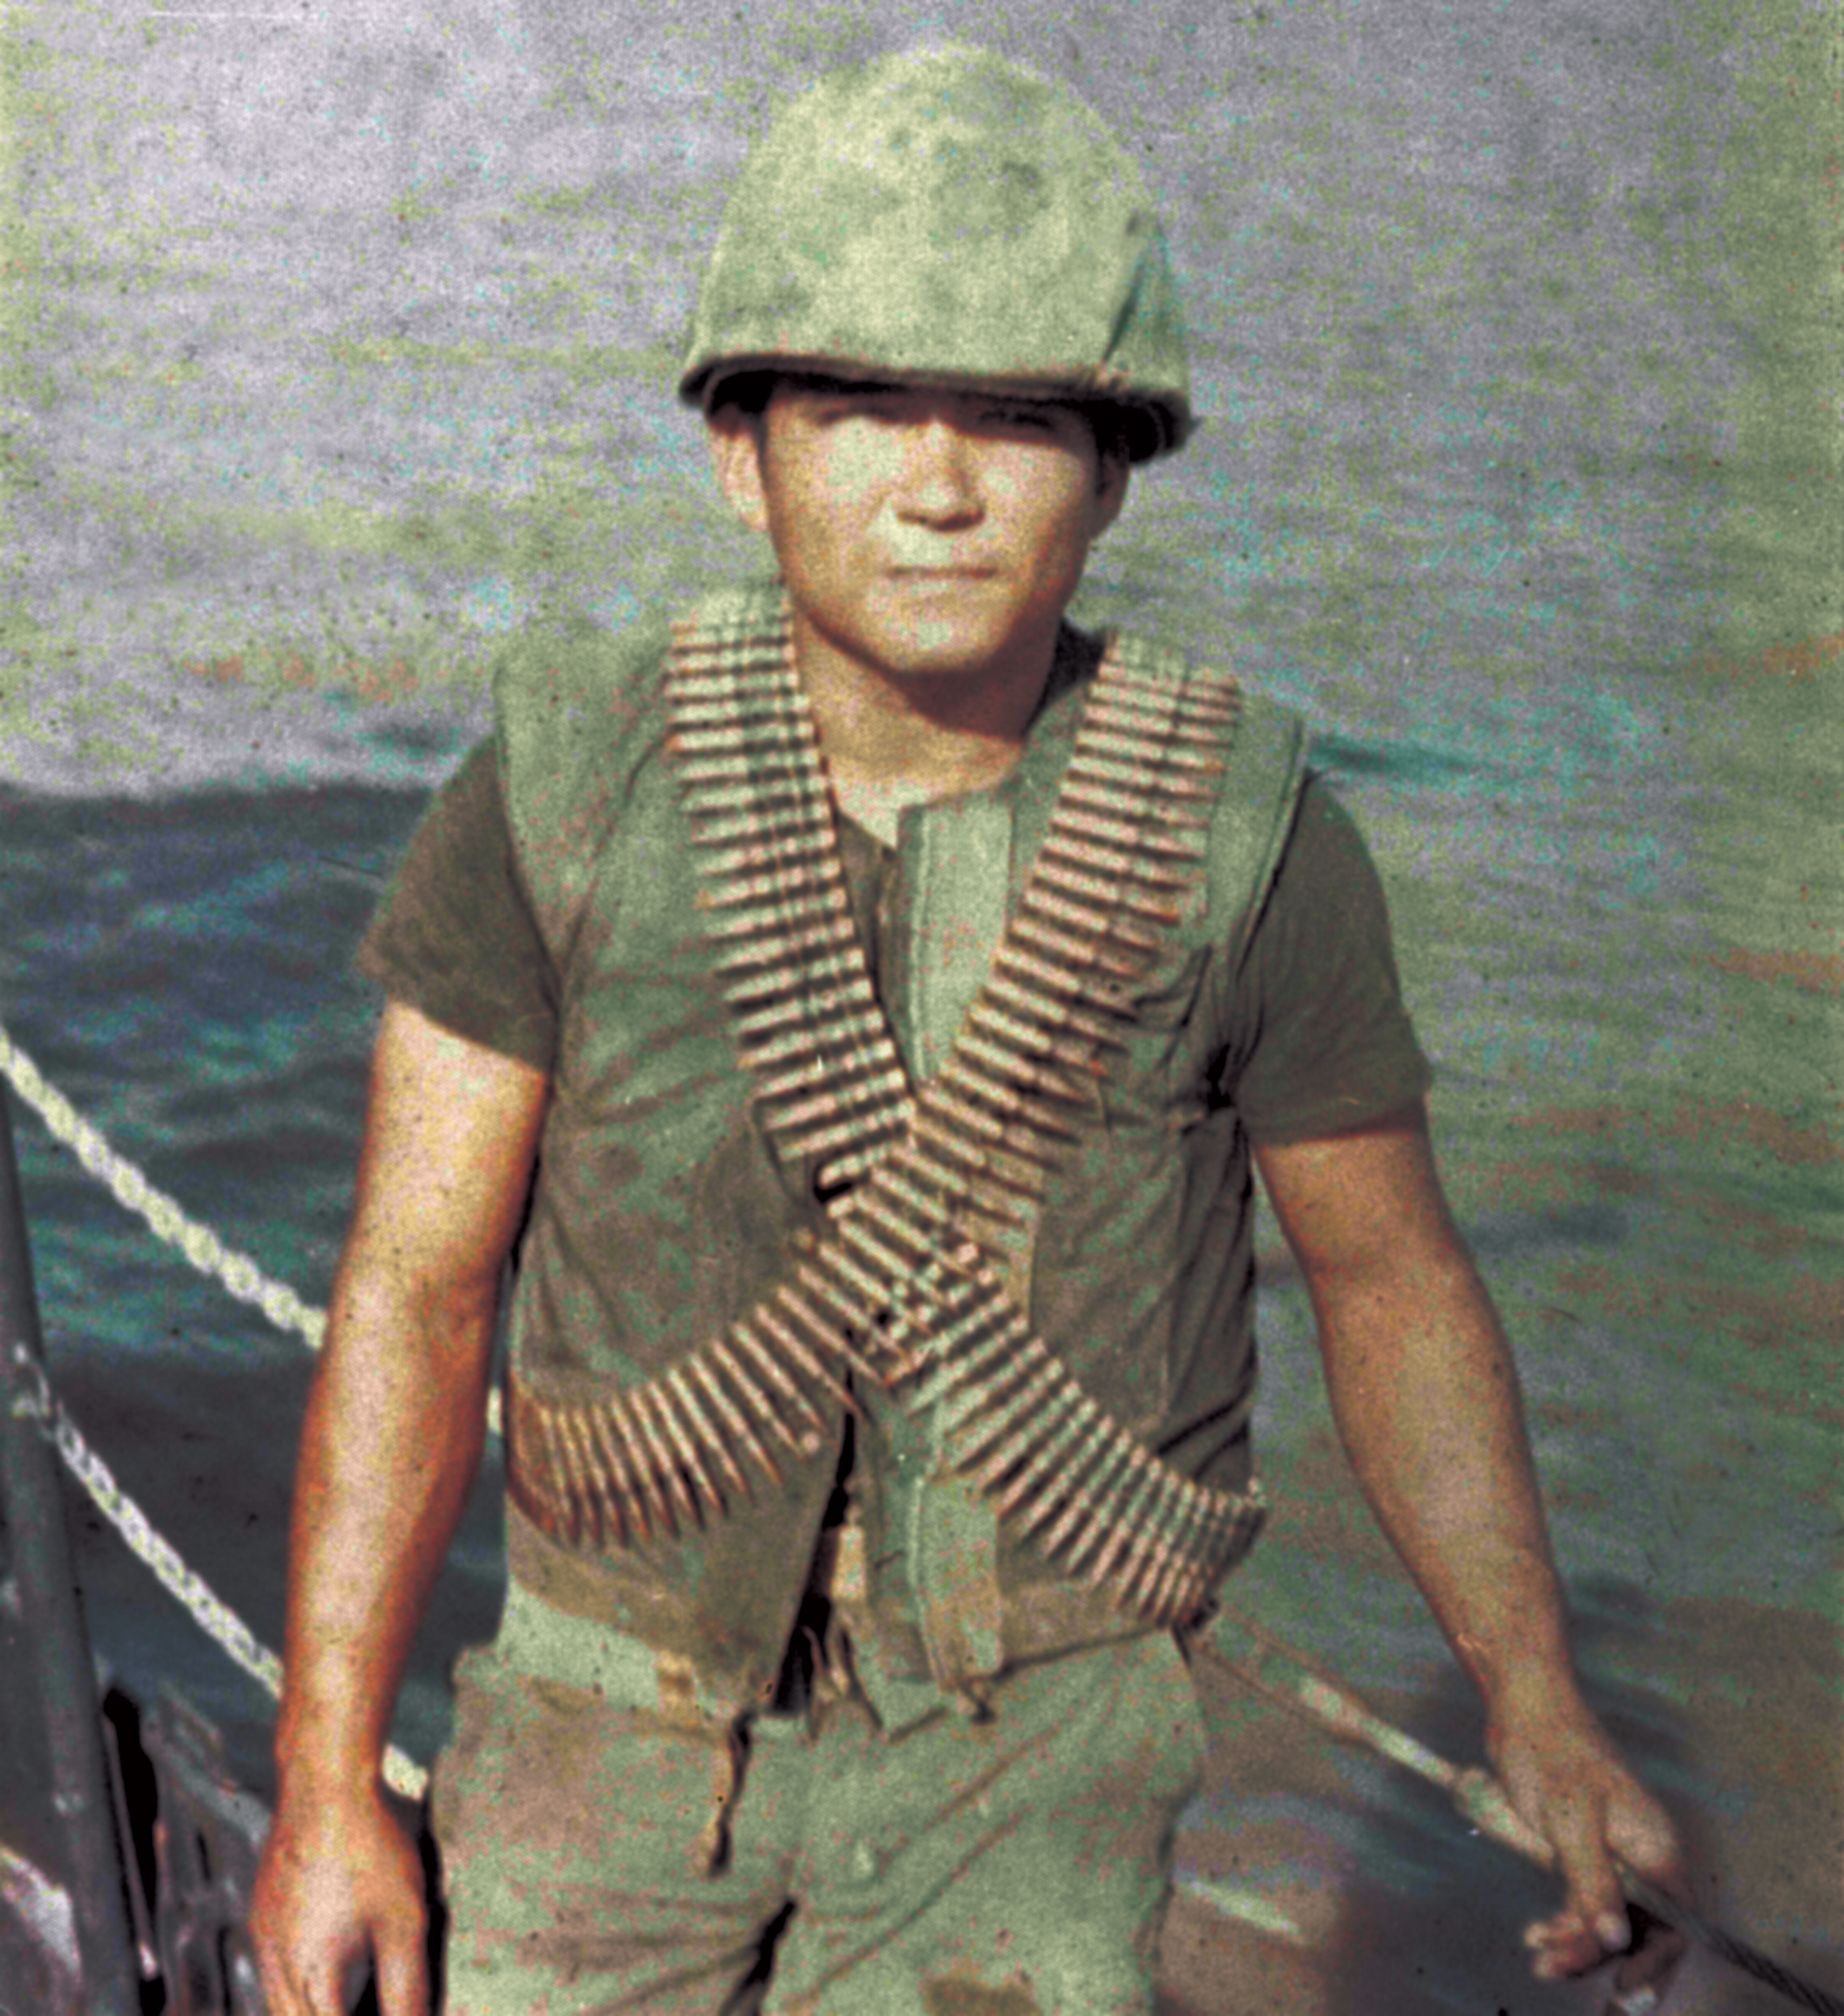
[249,43,1687,2016]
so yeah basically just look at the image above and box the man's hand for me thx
[253,1005,547,2016]
[1255,1109,1690,2011]
[250,1790,429,2016]
[1490,1688,1689,2012]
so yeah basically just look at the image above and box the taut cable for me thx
[1192,1605,1844,2016]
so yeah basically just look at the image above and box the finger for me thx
[248,1909,298,2016]
[1606,1948,1684,2012]
[1604,1796,1693,2004]
[281,1952,344,2016]
[1604,1931,1691,2016]
[375,1921,432,2016]
[1544,1788,1632,1960]
[1524,1909,1606,1983]
[254,1958,300,2016]
[1607,1902,1690,2006]
[248,1932,284,2014]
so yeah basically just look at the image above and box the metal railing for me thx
[1,1079,143,2016]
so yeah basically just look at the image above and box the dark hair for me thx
[704,369,1149,466]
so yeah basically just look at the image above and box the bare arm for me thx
[251,1001,548,2016]
[1255,1104,1685,2002]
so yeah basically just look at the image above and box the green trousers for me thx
[431,1588,1207,2015]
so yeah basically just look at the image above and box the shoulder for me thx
[1204,689,1313,967]
[1218,683,1314,822]
[1140,632,1315,940]
[492,607,674,783]
[491,582,791,921]
[492,579,789,800]
[490,605,678,925]
[1282,775,1388,887]
[1090,620,1311,772]
[1083,619,1315,952]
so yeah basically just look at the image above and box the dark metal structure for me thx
[0,1080,143,2016]
[138,1692,270,2015]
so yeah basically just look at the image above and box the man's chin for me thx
[864,614,1027,683]
[793,598,1054,691]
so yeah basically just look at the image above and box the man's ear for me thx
[706,408,771,535]
[1092,445,1131,539]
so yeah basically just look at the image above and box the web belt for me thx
[505,591,1267,1630]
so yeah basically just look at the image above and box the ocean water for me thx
[2,1,1839,2010]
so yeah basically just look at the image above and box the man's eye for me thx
[823,398,901,425]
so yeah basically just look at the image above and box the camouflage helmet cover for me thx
[678,44,1193,460]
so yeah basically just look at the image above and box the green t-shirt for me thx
[356,636,1433,1712]
[359,740,1430,1149]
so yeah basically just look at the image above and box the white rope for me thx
[9,1348,427,1802]
[0,1021,502,1433]
[0,1024,327,1350]
[0,1022,521,1803]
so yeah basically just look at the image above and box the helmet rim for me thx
[682,356,1192,464]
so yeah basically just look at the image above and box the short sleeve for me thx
[1219,777,1432,1143]
[356,740,560,1072]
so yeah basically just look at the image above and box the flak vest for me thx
[495,586,1311,1715]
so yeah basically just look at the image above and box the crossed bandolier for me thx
[505,592,1268,1639]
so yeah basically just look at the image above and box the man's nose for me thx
[893,419,981,524]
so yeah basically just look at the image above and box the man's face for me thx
[709,379,1129,688]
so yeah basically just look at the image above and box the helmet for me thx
[678,44,1193,461]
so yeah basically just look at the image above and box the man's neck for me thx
[792,607,1060,842]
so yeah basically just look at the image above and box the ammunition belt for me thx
[505,593,1267,1629]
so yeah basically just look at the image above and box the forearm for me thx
[1258,1115,1686,1986]
[1309,1235,1579,1719]
[274,1261,495,1801]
